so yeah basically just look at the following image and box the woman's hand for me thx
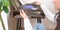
[20,10,28,19]
[33,1,41,5]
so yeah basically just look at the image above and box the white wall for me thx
[0,11,9,30]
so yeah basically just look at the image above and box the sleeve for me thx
[24,18,33,30]
[40,4,56,22]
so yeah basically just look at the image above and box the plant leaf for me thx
[3,6,9,13]
[3,0,10,6]
[0,2,2,8]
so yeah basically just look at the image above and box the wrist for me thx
[23,16,28,19]
[24,18,29,20]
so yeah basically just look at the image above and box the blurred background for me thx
[0,0,60,30]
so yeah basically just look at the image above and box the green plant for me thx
[0,0,10,30]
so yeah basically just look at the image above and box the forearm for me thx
[40,4,56,22]
[24,18,33,30]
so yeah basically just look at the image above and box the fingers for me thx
[19,9,26,16]
[33,1,41,5]
[20,10,22,16]
[20,9,25,14]
[19,9,28,19]
[22,10,25,14]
